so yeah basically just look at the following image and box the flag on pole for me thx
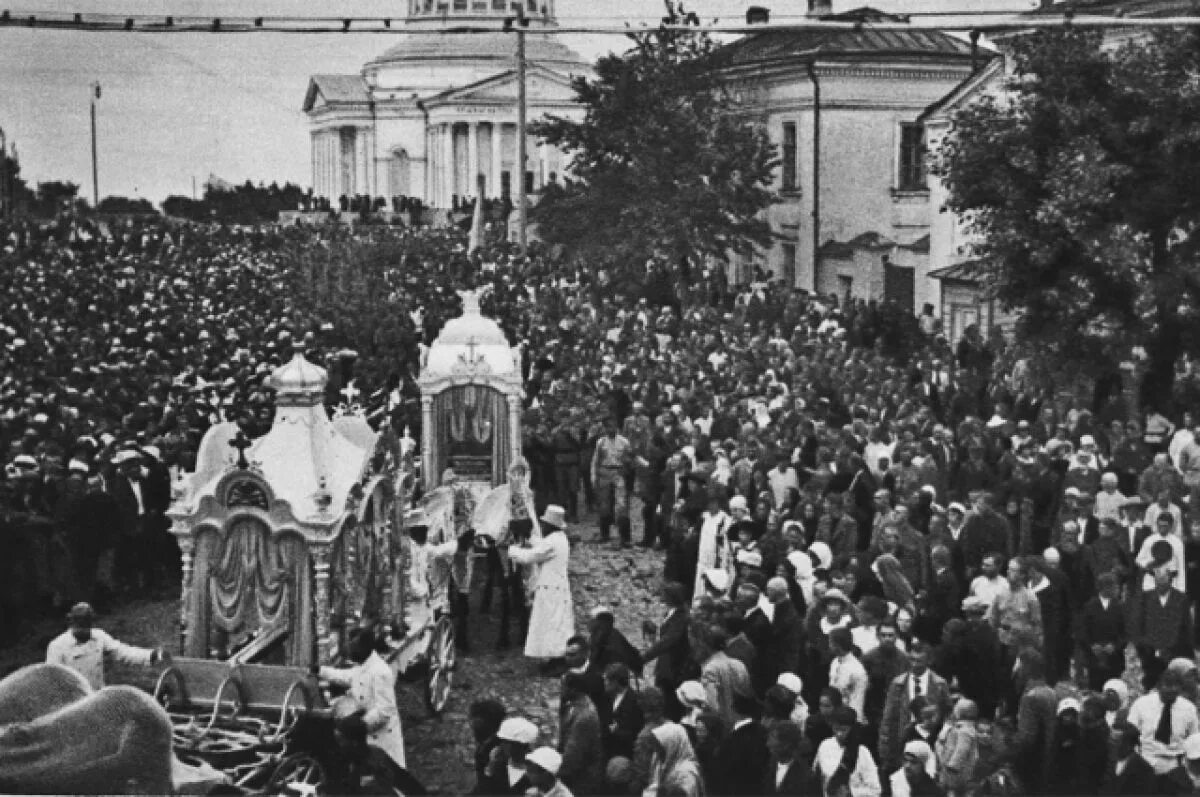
[94,83,101,100]
[467,175,485,255]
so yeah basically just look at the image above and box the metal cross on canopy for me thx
[229,431,252,469]
[340,379,360,404]
[465,336,480,363]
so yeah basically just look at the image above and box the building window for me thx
[525,170,535,194]
[781,122,798,192]
[898,123,927,191]
[781,242,797,287]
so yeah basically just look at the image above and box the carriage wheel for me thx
[425,615,456,714]
[265,753,326,796]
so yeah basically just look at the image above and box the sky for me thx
[0,0,1034,204]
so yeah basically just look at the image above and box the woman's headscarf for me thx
[652,722,706,797]
[874,553,916,611]
[1103,678,1131,709]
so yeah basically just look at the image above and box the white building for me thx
[303,1,589,208]
[719,6,986,314]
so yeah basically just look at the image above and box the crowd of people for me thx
[7,209,1200,794]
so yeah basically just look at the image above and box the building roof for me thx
[303,75,370,112]
[720,8,984,67]
[919,57,1005,123]
[1025,0,1194,15]
[928,259,988,282]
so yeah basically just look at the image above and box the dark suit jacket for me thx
[604,691,644,761]
[642,607,690,686]
[1075,595,1126,668]
[743,607,775,694]
[1098,752,1158,795]
[106,474,144,537]
[590,626,644,678]
[762,757,820,795]
[770,599,805,679]
[714,721,770,797]
[725,634,757,678]
[879,670,952,772]
[1129,587,1194,657]
[918,567,961,644]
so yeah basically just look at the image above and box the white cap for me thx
[526,746,563,776]
[1064,486,1083,498]
[589,606,614,620]
[113,450,139,465]
[904,739,933,762]
[1185,733,1200,761]
[12,454,36,468]
[67,459,90,475]
[948,502,967,515]
[141,445,161,461]
[676,680,708,708]
[1081,435,1096,447]
[729,496,749,511]
[777,672,804,695]
[1057,697,1081,715]
[496,717,539,745]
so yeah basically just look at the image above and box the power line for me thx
[0,10,1196,35]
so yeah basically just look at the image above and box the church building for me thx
[303,1,589,208]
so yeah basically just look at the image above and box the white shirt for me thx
[1128,691,1200,774]
[507,764,526,787]
[907,670,931,702]
[776,762,793,789]
[970,575,1010,607]
[45,628,155,690]
[813,738,881,796]
[1137,533,1187,593]
[829,654,869,719]
[129,479,145,515]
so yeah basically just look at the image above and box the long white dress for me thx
[509,530,575,658]
[693,510,735,602]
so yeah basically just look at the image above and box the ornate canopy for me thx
[417,290,523,491]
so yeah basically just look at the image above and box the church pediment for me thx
[424,66,577,108]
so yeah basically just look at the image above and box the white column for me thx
[443,123,455,207]
[427,124,436,207]
[538,141,548,188]
[491,123,503,199]
[421,396,435,489]
[468,122,480,198]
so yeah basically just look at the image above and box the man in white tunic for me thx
[320,627,406,768]
[45,602,165,690]
[508,505,575,662]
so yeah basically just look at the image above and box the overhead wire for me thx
[0,9,1196,35]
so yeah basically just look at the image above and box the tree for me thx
[96,195,158,216]
[531,0,778,277]
[33,181,85,217]
[933,28,1200,408]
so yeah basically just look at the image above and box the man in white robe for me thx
[508,505,575,662]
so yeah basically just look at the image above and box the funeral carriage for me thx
[154,293,532,792]
[158,351,454,793]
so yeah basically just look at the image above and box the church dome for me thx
[270,352,328,405]
[368,30,586,72]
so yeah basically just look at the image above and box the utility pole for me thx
[90,82,101,209]
[516,13,528,257]
[0,127,7,219]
